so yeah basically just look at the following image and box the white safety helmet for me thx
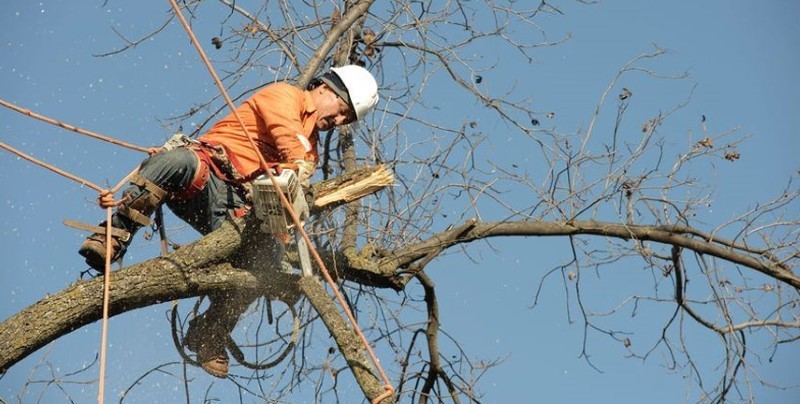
[320,65,379,121]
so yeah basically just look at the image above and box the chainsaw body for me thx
[251,169,304,234]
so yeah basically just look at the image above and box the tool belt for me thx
[164,134,252,206]
[169,146,212,202]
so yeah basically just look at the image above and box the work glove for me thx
[293,159,315,187]
[284,170,309,237]
[291,180,310,223]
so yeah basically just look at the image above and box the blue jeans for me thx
[113,147,246,235]
[116,147,281,361]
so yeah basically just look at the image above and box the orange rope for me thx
[0,141,135,198]
[3,62,163,404]
[0,98,157,154]
[96,166,140,404]
[0,141,105,193]
[167,1,394,401]
[97,207,112,404]
[0,140,139,404]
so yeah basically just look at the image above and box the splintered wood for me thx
[311,165,394,208]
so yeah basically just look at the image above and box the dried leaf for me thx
[724,150,740,161]
[619,87,632,100]
[697,137,714,148]
[362,28,377,58]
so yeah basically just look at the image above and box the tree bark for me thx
[299,276,390,403]
[382,220,800,290]
[0,217,250,373]
[2,217,794,394]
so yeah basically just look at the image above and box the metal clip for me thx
[161,133,197,151]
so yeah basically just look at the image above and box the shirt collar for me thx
[303,90,318,115]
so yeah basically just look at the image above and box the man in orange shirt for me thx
[77,65,379,377]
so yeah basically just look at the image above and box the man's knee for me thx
[141,147,196,171]
[138,147,199,192]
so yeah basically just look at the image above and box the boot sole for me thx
[78,245,107,272]
[201,362,229,378]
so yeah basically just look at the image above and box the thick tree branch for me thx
[0,167,395,400]
[298,276,391,403]
[4,217,795,374]
[383,220,800,290]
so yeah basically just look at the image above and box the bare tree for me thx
[1,1,798,403]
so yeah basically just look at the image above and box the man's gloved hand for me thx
[293,159,315,187]
[286,170,310,232]
[292,181,310,222]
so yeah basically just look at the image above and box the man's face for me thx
[314,86,356,131]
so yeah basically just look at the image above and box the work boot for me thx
[198,354,229,379]
[77,174,167,271]
[184,317,230,378]
[78,229,127,272]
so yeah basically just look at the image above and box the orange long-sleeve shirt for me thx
[199,82,320,181]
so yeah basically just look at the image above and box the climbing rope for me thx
[0,140,138,198]
[0,99,159,155]
[0,141,101,193]
[0,140,140,404]
[168,298,301,372]
[0,97,164,403]
[97,168,140,404]
[0,96,157,404]
[166,1,394,401]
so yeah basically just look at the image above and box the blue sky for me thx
[2,1,798,403]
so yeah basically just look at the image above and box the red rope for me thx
[167,1,394,401]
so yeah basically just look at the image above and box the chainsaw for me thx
[250,168,313,277]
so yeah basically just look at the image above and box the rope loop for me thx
[97,190,131,208]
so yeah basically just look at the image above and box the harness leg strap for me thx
[117,174,168,227]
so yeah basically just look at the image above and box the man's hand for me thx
[97,190,131,209]
[293,159,315,187]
